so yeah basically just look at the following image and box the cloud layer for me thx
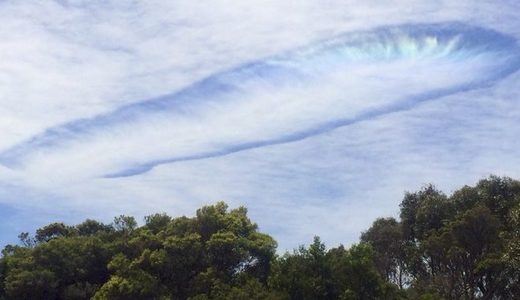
[2,23,518,179]
[1,1,520,250]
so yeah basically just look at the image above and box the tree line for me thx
[0,175,519,299]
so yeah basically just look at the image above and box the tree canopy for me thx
[1,175,519,299]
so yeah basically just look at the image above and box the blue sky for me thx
[1,1,520,251]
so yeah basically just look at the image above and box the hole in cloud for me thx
[1,22,519,179]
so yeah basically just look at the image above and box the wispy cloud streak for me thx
[1,23,518,178]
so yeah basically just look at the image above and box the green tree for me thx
[3,236,111,299]
[96,202,276,299]
[35,222,77,243]
[144,213,172,234]
[400,185,453,243]
[112,215,137,234]
[76,219,113,236]
[269,237,335,300]
[1,177,519,299]
[361,218,409,288]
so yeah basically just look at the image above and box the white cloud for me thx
[1,0,520,250]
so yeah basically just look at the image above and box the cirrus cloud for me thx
[1,1,520,251]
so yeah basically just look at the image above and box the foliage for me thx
[0,176,519,299]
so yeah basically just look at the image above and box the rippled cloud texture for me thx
[1,1,520,250]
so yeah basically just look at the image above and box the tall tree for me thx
[361,218,410,288]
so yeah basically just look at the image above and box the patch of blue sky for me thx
[0,202,20,249]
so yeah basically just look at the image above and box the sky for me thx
[1,0,520,251]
